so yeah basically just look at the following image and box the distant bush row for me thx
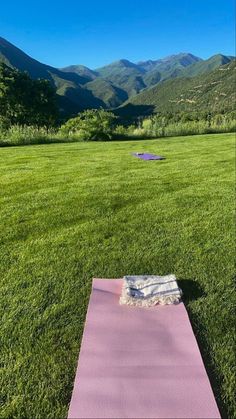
[134,113,236,138]
[0,109,235,146]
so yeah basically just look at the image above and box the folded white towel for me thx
[120,274,182,307]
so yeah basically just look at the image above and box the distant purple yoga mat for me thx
[68,279,220,419]
[132,152,165,160]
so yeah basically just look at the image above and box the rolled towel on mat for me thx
[120,274,182,307]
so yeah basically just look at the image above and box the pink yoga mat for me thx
[68,279,221,419]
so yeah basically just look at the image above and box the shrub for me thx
[59,109,117,141]
[114,125,128,136]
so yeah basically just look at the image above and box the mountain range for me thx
[0,36,235,117]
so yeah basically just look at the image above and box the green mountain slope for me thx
[0,37,104,114]
[140,53,202,87]
[95,59,146,96]
[118,60,236,117]
[61,64,98,81]
[85,78,128,108]
[180,54,234,78]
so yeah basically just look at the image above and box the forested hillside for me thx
[118,60,236,117]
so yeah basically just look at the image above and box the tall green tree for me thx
[0,63,58,127]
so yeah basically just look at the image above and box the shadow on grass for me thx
[178,278,226,418]
[178,278,206,302]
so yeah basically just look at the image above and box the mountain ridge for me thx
[0,36,234,115]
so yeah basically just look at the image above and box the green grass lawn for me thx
[0,133,235,419]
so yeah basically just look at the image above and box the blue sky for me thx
[1,0,235,68]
